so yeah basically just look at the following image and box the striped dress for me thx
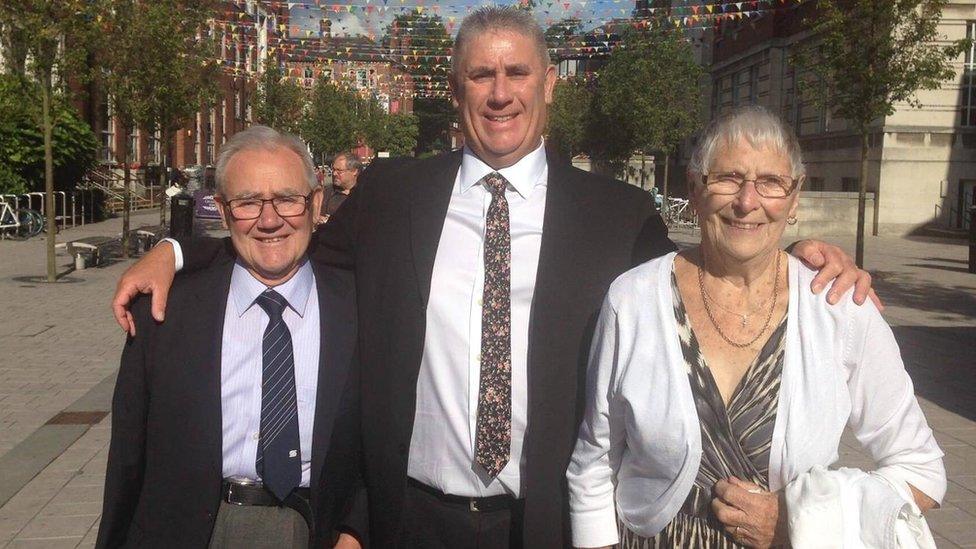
[618,272,786,548]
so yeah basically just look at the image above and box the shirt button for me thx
[253,433,260,441]
[477,297,483,307]
[476,353,482,362]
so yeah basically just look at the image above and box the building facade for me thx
[705,0,976,235]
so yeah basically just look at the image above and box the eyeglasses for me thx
[702,172,800,198]
[221,193,312,220]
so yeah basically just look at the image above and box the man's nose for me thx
[256,201,284,227]
[489,75,514,105]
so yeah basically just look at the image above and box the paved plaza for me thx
[0,214,974,547]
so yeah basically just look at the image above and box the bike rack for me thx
[1,194,20,210]
[26,192,45,214]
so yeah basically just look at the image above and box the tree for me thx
[0,0,100,281]
[594,26,703,200]
[125,0,219,227]
[0,74,97,195]
[99,0,219,257]
[546,77,592,159]
[374,113,419,156]
[797,0,969,267]
[383,13,454,154]
[302,80,359,163]
[252,58,306,135]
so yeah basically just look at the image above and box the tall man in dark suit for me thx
[111,8,873,548]
[97,127,362,548]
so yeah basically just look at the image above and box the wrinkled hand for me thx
[790,240,882,310]
[112,242,177,336]
[712,477,787,548]
[334,532,362,549]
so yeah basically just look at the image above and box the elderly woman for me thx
[567,106,945,548]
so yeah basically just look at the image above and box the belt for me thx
[221,479,315,538]
[408,478,521,513]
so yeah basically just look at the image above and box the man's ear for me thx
[310,187,324,220]
[448,73,460,109]
[215,196,231,230]
[544,64,557,104]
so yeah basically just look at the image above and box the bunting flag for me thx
[209,0,801,99]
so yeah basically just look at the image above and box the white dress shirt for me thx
[406,142,549,498]
[220,259,320,487]
[567,253,945,547]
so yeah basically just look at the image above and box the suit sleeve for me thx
[632,195,678,265]
[96,298,152,549]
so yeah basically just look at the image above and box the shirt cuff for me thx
[159,237,184,272]
[571,505,620,548]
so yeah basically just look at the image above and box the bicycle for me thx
[0,198,44,239]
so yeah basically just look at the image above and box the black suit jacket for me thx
[96,252,361,548]
[177,150,676,548]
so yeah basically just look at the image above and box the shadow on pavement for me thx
[896,325,976,422]
[872,270,976,318]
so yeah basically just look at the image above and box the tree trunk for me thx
[856,131,869,268]
[872,165,880,236]
[160,131,170,226]
[42,71,56,282]
[122,126,131,259]
[640,152,646,191]
[662,152,671,216]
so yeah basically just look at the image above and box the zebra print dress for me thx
[618,272,787,548]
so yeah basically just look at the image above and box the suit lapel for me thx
[309,263,357,490]
[525,157,588,449]
[409,151,462,305]
[186,261,235,484]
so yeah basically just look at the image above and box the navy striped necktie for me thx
[254,289,301,501]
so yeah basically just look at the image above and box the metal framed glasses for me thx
[702,172,800,198]
[221,193,313,220]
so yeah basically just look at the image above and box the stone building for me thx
[704,0,976,236]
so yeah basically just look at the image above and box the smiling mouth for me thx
[722,218,764,230]
[256,236,288,244]
[485,114,517,123]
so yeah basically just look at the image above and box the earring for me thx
[787,215,798,225]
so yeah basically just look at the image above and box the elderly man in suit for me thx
[110,7,874,548]
[96,126,362,549]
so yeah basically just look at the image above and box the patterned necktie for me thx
[254,289,302,501]
[475,172,512,478]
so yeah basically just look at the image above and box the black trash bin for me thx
[170,193,195,240]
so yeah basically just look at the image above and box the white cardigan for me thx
[566,253,946,548]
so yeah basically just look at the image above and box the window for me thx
[357,69,368,89]
[147,129,161,164]
[732,71,742,106]
[963,21,976,126]
[304,66,314,79]
[127,127,138,161]
[99,97,115,163]
[206,108,216,163]
[841,177,859,192]
[806,176,824,191]
[748,65,759,104]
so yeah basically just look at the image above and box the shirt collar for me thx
[458,139,548,199]
[230,257,314,318]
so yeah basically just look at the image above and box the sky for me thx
[289,0,638,40]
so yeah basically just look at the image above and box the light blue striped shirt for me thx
[220,259,320,487]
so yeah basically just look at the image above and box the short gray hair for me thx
[451,6,550,77]
[333,151,363,172]
[214,125,317,194]
[688,105,806,181]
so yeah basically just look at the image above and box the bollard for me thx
[970,206,976,274]
[170,193,195,240]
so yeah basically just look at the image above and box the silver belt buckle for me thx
[469,498,480,512]
[225,477,261,506]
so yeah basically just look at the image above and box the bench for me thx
[61,236,119,268]
[131,225,167,252]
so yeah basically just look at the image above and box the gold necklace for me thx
[700,282,774,328]
[697,252,780,349]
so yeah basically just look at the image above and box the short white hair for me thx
[451,6,550,77]
[689,105,806,180]
[214,125,317,194]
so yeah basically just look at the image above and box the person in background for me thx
[318,151,362,224]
